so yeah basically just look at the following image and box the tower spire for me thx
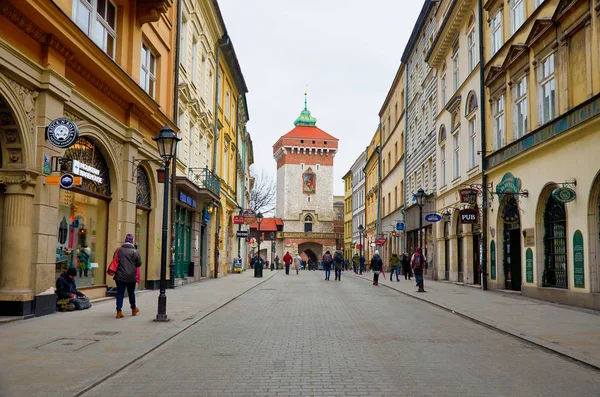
[294,89,317,127]
[304,86,308,111]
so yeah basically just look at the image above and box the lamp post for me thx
[270,231,275,270]
[153,125,181,322]
[255,212,263,277]
[415,188,427,293]
[358,224,364,274]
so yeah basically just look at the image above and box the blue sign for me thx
[425,213,442,223]
[179,192,196,208]
[395,222,405,231]
[60,173,75,189]
[202,208,211,223]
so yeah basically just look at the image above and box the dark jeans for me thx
[404,268,411,280]
[335,269,342,280]
[325,268,331,279]
[373,273,380,284]
[285,264,290,275]
[414,268,422,286]
[116,281,136,312]
[391,268,399,281]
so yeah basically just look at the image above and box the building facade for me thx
[364,127,380,264]
[272,100,339,265]
[0,0,177,316]
[379,63,406,265]
[351,150,367,258]
[482,0,600,309]
[401,0,440,277]
[333,196,344,251]
[343,170,353,260]
[428,0,484,285]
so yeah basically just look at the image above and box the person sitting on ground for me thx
[56,267,92,311]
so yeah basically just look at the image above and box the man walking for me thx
[322,251,333,280]
[294,253,303,275]
[352,253,360,274]
[389,251,400,282]
[283,251,293,275]
[334,250,344,281]
[411,248,426,289]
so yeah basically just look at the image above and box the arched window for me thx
[465,91,478,115]
[136,166,152,209]
[304,214,313,233]
[543,195,568,289]
[63,137,111,197]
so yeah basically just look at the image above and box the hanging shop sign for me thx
[202,208,211,223]
[243,209,256,224]
[356,243,363,250]
[376,238,387,246]
[459,188,478,205]
[459,208,478,224]
[178,192,197,208]
[59,174,75,189]
[424,213,442,223]
[234,216,245,225]
[495,172,521,198]
[72,159,103,183]
[501,198,520,225]
[46,117,79,149]
[573,230,585,288]
[551,187,576,204]
[236,230,249,238]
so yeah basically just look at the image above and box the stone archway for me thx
[497,194,522,291]
[298,242,323,268]
[588,171,600,293]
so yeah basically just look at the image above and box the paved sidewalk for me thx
[0,270,276,397]
[355,272,600,369]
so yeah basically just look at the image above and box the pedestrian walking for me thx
[274,255,280,270]
[114,233,142,319]
[402,252,412,280]
[352,253,360,274]
[283,251,293,275]
[334,250,344,281]
[370,250,383,285]
[411,248,426,289]
[389,251,400,282]
[359,254,366,274]
[322,251,333,280]
[294,253,302,275]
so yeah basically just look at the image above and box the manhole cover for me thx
[36,338,98,352]
[95,331,120,336]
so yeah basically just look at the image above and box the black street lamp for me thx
[415,187,427,293]
[270,231,275,270]
[152,125,181,322]
[358,224,364,275]
[255,212,263,277]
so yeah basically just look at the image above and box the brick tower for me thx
[272,96,339,265]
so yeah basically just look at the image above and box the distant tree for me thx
[249,168,276,216]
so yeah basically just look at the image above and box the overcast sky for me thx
[219,0,423,196]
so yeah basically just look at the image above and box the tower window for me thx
[301,139,304,143]
[316,164,320,170]
[304,215,313,232]
[324,141,327,144]
[301,163,304,170]
[312,140,315,144]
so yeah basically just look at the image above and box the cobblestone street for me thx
[81,271,600,397]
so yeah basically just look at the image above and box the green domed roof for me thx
[293,93,317,127]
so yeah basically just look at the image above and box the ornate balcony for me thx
[188,167,221,198]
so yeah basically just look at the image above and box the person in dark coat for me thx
[389,252,401,282]
[333,250,344,281]
[352,253,360,274]
[322,251,333,280]
[56,267,91,310]
[359,255,366,274]
[402,253,412,280]
[370,250,383,286]
[114,233,142,318]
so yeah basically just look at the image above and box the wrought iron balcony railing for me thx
[188,167,221,197]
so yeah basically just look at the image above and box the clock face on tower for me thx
[302,168,316,195]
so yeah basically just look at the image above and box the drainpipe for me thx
[478,0,488,291]
[403,65,409,253]
[170,0,183,288]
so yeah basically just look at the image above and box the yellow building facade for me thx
[428,0,484,285]
[364,127,380,264]
[0,0,177,316]
[482,0,600,309]
[379,63,406,265]
[343,170,353,260]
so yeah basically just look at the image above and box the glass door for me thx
[135,208,149,289]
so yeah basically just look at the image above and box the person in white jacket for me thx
[294,254,303,275]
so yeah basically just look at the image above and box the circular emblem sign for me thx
[552,187,576,204]
[59,173,75,189]
[46,118,79,149]
[425,213,442,223]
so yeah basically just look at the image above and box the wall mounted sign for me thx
[72,159,103,183]
[524,228,535,247]
[45,175,82,186]
[459,208,478,224]
[43,154,51,175]
[46,118,79,148]
[236,231,249,238]
[573,230,584,288]
[425,213,442,223]
[490,240,496,280]
[501,197,520,225]
[396,222,405,231]
[496,172,521,198]
[234,216,245,225]
[459,188,478,205]
[376,238,387,246]
[551,187,576,203]
[178,192,197,208]
[526,248,533,283]
[59,174,75,189]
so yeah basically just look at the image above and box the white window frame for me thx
[511,0,525,34]
[514,76,528,139]
[452,45,460,92]
[73,0,117,59]
[539,53,556,125]
[222,146,229,185]
[225,90,231,121]
[453,132,460,180]
[191,39,198,85]
[468,116,477,169]
[467,23,477,73]
[180,15,188,67]
[493,95,505,150]
[441,70,447,106]
[490,10,503,55]
[140,43,156,98]
[441,145,446,186]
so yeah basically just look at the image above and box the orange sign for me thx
[45,176,82,185]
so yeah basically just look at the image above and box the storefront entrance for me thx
[502,196,522,291]
[135,166,152,289]
[175,205,192,279]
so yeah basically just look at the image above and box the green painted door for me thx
[175,206,191,279]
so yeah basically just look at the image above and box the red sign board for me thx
[376,238,387,246]
[234,216,245,225]
[459,188,478,205]
[356,244,363,250]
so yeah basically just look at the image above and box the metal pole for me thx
[359,232,363,274]
[418,203,425,292]
[257,224,261,275]
[156,160,170,322]
[478,0,488,291]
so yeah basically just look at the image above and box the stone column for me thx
[0,173,36,316]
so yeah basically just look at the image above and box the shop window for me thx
[543,195,568,289]
[63,137,111,197]
[136,166,152,208]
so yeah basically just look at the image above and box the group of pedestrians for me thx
[359,249,426,287]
